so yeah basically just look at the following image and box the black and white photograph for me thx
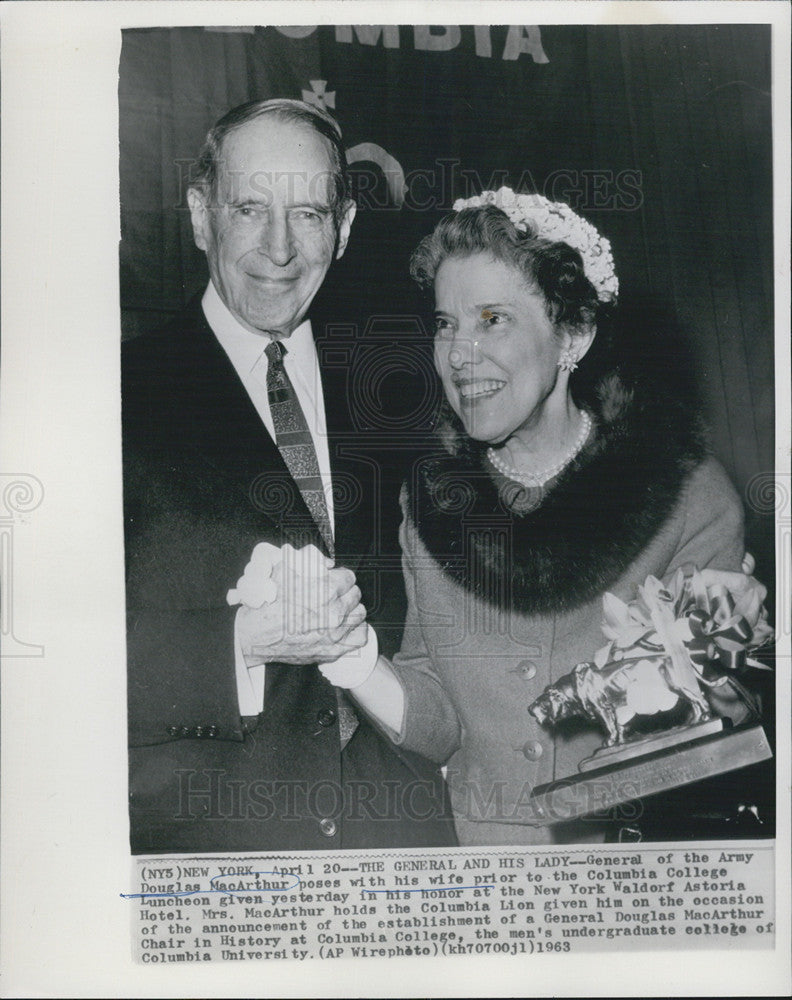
[120,21,776,852]
[1,2,789,997]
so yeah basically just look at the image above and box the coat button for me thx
[520,740,544,761]
[166,725,179,737]
[194,726,204,737]
[507,660,537,681]
[319,818,337,837]
[207,725,218,738]
[317,708,337,728]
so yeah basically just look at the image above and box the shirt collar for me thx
[202,280,314,375]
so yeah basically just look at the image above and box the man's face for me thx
[188,117,355,338]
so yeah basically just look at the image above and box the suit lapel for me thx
[174,301,328,553]
[174,295,374,567]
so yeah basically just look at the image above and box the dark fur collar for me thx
[406,359,707,615]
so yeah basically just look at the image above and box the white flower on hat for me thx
[452,186,619,304]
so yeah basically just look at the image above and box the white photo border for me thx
[1,2,789,997]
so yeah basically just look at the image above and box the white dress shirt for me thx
[202,282,335,715]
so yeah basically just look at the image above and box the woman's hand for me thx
[698,553,768,632]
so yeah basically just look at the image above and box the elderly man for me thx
[123,99,455,852]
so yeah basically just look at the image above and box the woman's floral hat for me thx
[452,186,619,304]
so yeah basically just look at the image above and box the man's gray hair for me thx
[190,98,351,223]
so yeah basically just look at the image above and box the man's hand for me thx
[237,562,368,666]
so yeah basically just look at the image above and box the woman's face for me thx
[433,253,570,445]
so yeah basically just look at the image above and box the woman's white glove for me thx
[318,623,379,689]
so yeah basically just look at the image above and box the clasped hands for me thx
[229,542,369,667]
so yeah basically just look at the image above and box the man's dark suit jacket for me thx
[123,294,456,853]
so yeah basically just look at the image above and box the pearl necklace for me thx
[487,410,592,487]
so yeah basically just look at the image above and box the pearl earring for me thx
[557,347,579,373]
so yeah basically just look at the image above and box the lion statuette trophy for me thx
[525,567,773,823]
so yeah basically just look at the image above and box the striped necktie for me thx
[264,339,358,748]
[264,339,334,555]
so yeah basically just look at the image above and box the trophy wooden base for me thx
[578,718,724,771]
[527,722,772,827]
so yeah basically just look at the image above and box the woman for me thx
[338,189,754,846]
